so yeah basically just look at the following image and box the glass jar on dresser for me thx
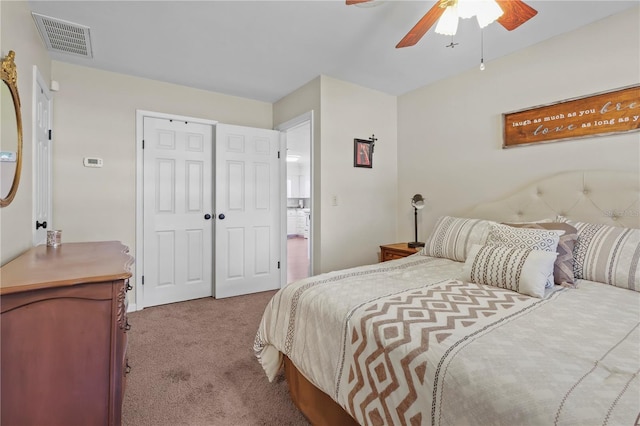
[0,241,134,426]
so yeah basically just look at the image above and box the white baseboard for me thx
[127,303,138,313]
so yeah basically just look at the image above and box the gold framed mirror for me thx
[0,50,23,207]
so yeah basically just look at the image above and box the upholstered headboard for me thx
[465,170,640,229]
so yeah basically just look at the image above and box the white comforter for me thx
[255,255,640,426]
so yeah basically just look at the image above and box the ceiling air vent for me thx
[32,13,93,58]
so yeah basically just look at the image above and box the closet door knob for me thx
[218,214,225,220]
[204,214,212,220]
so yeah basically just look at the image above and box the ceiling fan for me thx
[347,0,538,48]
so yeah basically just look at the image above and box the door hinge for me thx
[277,261,281,269]
[48,129,52,140]
[142,140,145,149]
[141,275,145,285]
[277,151,280,159]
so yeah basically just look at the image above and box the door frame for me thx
[274,111,314,287]
[31,66,53,246]
[135,110,218,311]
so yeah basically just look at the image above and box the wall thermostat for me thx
[83,157,103,168]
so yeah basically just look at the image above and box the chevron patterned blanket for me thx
[255,255,640,426]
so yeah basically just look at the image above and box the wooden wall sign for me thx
[503,85,640,148]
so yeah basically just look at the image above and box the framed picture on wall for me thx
[353,139,373,168]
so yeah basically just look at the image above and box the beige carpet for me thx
[122,290,310,426]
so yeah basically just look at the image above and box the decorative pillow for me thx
[420,216,496,262]
[504,222,578,287]
[486,223,563,252]
[486,223,563,288]
[556,217,639,291]
[461,244,557,298]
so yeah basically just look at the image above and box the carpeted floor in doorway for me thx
[122,290,310,426]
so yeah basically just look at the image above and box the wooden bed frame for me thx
[281,169,640,425]
[284,357,358,425]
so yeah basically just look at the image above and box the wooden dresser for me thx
[0,241,134,426]
[379,243,420,262]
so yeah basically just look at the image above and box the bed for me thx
[255,170,640,426]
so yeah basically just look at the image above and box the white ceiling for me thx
[27,1,638,103]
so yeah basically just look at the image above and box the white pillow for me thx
[461,244,557,298]
[420,216,496,262]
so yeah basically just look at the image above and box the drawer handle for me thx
[125,321,131,331]
[125,362,132,375]
[126,282,132,291]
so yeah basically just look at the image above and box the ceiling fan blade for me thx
[346,0,372,5]
[396,1,446,48]
[495,0,538,31]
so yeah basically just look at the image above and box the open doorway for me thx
[276,113,313,285]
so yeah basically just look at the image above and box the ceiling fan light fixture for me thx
[457,0,478,19]
[389,0,536,48]
[434,5,459,36]
[435,0,504,36]
[476,0,504,28]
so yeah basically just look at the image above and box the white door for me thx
[215,124,281,298]
[33,68,53,246]
[143,117,213,307]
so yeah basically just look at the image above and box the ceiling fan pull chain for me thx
[479,29,486,71]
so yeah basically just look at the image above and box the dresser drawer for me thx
[382,250,409,261]
[379,243,420,262]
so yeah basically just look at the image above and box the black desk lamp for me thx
[408,194,425,248]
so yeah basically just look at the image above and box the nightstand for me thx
[379,243,420,262]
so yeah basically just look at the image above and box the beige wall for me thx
[274,76,398,273]
[320,76,398,271]
[0,0,52,265]
[50,66,397,291]
[50,62,272,296]
[397,8,640,242]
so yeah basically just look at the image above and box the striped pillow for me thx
[420,216,495,262]
[557,217,639,291]
[461,244,557,298]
